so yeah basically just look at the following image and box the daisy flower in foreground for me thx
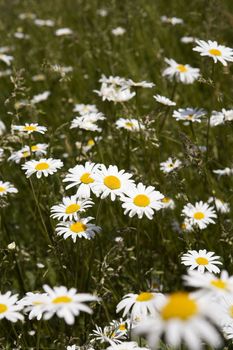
[41,285,99,325]
[121,183,164,219]
[153,94,176,106]
[115,118,144,132]
[218,295,233,328]
[160,157,182,173]
[12,123,47,134]
[0,181,18,196]
[182,201,217,230]
[117,292,164,319]
[162,58,200,84]
[172,108,206,123]
[208,197,230,214]
[56,217,101,242]
[193,40,233,66]
[18,292,50,320]
[0,291,24,322]
[63,162,100,198]
[134,292,222,350]
[184,270,233,300]
[22,158,63,178]
[51,195,93,221]
[92,165,134,201]
[181,249,222,273]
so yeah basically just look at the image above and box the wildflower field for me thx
[1,0,233,349]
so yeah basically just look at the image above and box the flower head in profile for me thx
[182,201,217,230]
[22,158,63,178]
[208,197,230,214]
[56,217,101,242]
[163,58,200,84]
[181,249,222,274]
[121,183,164,219]
[12,123,47,135]
[193,40,233,66]
[40,285,99,325]
[153,94,176,106]
[115,118,144,132]
[173,108,206,123]
[0,181,18,196]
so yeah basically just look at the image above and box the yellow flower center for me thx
[119,324,126,331]
[161,292,198,321]
[162,197,170,203]
[87,139,95,146]
[210,279,227,289]
[125,122,133,128]
[187,115,194,120]
[177,64,188,73]
[209,48,222,56]
[196,257,208,265]
[35,162,49,171]
[0,186,6,192]
[133,194,150,207]
[31,145,39,152]
[70,222,87,234]
[80,172,94,184]
[65,203,80,214]
[23,125,37,131]
[0,304,8,313]
[104,175,121,190]
[52,296,72,304]
[193,211,205,220]
[181,222,187,230]
[136,292,154,302]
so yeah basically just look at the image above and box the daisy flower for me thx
[51,195,93,221]
[213,167,233,176]
[172,108,206,123]
[160,157,182,173]
[161,197,175,209]
[31,91,50,104]
[92,165,134,201]
[22,158,63,178]
[193,40,233,66]
[121,183,164,219]
[8,146,31,163]
[18,292,50,320]
[12,123,47,134]
[55,217,101,242]
[161,16,183,25]
[71,113,105,132]
[115,118,144,132]
[0,291,24,322]
[208,197,230,214]
[182,201,217,230]
[162,58,200,84]
[218,294,233,328]
[135,292,221,350]
[111,27,126,36]
[40,285,99,325]
[0,181,18,196]
[0,54,13,65]
[181,36,198,44]
[117,292,165,319]
[73,104,98,115]
[210,108,233,126]
[153,94,176,106]
[63,162,100,198]
[30,143,48,156]
[107,342,147,350]
[55,28,73,36]
[181,249,222,273]
[126,79,155,88]
[91,324,126,345]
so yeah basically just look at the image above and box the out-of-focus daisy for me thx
[8,144,48,163]
[73,104,98,115]
[153,94,176,106]
[14,32,30,40]
[163,58,200,84]
[184,270,233,299]
[71,113,105,132]
[135,291,221,350]
[218,295,233,329]
[55,28,73,36]
[51,195,93,221]
[63,162,100,198]
[161,16,183,25]
[173,108,206,123]
[0,119,6,135]
[94,83,135,103]
[208,197,230,214]
[181,249,222,274]
[31,143,48,156]
[126,79,155,88]
[56,217,101,242]
[160,157,182,173]
[180,218,194,232]
[210,108,233,126]
[34,19,55,27]
[181,36,197,44]
[97,8,108,17]
[193,40,233,66]
[111,27,126,36]
[213,168,233,176]
[67,346,77,350]
[92,165,134,201]
[0,181,18,196]
[31,91,50,104]
[115,118,144,131]
[22,158,63,178]
[117,292,164,319]
[0,54,13,66]
[18,292,49,320]
[161,197,175,209]
[12,123,47,135]
[121,183,164,219]
[107,342,147,350]
[182,201,217,230]
[0,292,24,322]
[41,285,99,325]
